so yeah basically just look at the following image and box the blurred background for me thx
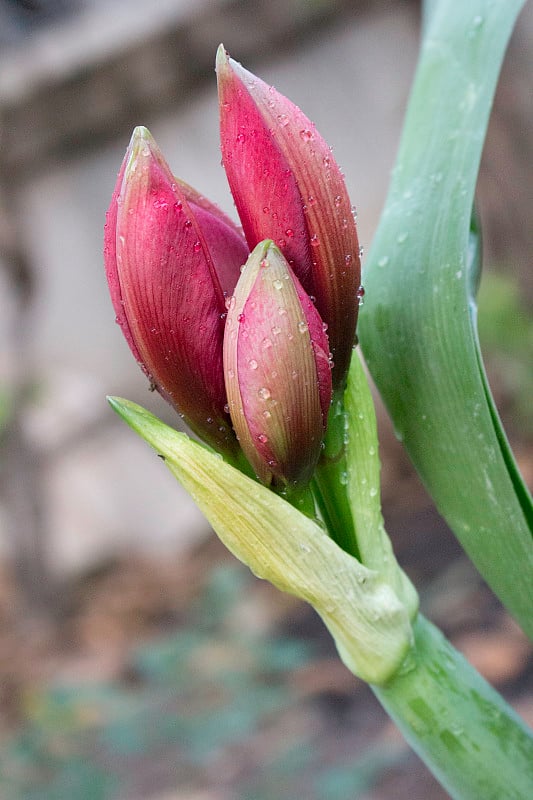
[0,1,531,798]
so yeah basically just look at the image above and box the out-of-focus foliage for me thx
[477,271,533,433]
[0,564,405,800]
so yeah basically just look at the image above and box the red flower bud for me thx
[217,45,361,389]
[224,240,332,488]
[104,126,249,454]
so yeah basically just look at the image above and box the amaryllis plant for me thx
[105,4,533,797]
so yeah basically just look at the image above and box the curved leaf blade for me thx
[359,0,533,637]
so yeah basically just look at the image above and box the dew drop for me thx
[334,195,342,208]
[310,234,320,247]
[299,129,314,142]
[184,219,192,228]
[344,254,352,265]
[249,359,258,370]
[257,433,269,444]
[236,132,246,144]
[271,325,282,336]
[285,228,294,238]
[174,201,183,212]
[277,113,289,127]
[263,206,269,214]
[273,278,283,290]
[322,322,328,332]
[263,410,272,419]
[258,387,271,401]
[262,337,272,349]
[277,239,286,248]
[356,285,365,306]
[308,195,317,206]
[378,256,390,267]
[369,487,378,497]
[397,231,408,244]
[223,403,230,413]
[238,312,246,323]
[358,245,364,258]
[193,240,201,253]
[298,321,308,334]
[260,258,270,268]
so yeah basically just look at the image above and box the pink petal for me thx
[224,241,332,487]
[108,127,248,454]
[217,46,361,388]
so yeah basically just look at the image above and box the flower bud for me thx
[223,240,332,488]
[104,126,249,454]
[217,45,361,388]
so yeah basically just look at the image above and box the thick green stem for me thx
[313,390,360,558]
[373,614,533,800]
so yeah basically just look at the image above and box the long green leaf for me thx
[359,0,533,637]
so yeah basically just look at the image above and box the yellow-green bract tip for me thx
[108,396,414,684]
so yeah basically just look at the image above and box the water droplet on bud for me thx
[277,114,289,127]
[257,433,269,444]
[299,129,314,142]
[258,387,271,401]
[310,234,320,247]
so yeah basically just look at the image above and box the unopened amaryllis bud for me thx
[224,240,332,488]
[217,45,361,389]
[104,126,249,454]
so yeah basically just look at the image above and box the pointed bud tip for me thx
[215,43,229,75]
[125,126,160,176]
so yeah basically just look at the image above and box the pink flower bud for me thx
[217,45,361,389]
[224,240,332,488]
[104,126,249,454]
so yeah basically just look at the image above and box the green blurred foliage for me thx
[477,270,533,432]
[0,564,405,800]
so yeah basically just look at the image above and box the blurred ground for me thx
[0,1,531,798]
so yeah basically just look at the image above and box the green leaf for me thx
[344,351,418,618]
[359,0,533,637]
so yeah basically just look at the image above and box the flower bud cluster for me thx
[105,47,361,488]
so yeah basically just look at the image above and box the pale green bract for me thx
[108,396,414,685]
